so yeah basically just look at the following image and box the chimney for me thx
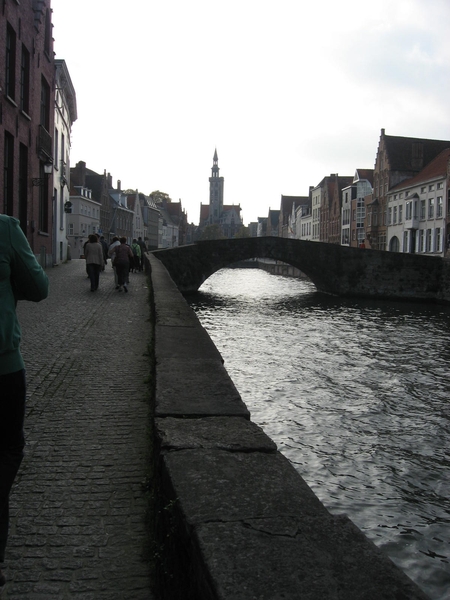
[117,180,121,191]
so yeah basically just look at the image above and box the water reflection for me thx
[188,268,450,600]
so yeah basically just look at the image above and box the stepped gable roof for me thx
[384,134,450,172]
[390,148,450,191]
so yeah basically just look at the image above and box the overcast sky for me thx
[51,0,450,225]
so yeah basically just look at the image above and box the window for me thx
[405,201,413,220]
[426,229,432,252]
[54,127,59,167]
[437,196,443,218]
[393,206,397,224]
[18,143,28,232]
[437,182,443,190]
[399,205,403,223]
[403,231,408,252]
[68,223,74,235]
[40,77,51,131]
[420,200,425,219]
[421,187,426,193]
[429,184,434,192]
[388,207,392,225]
[419,230,424,253]
[38,164,49,232]
[428,198,434,219]
[6,24,17,100]
[20,45,30,113]
[4,132,14,215]
[436,228,441,253]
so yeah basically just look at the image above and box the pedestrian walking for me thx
[99,236,109,270]
[131,239,141,273]
[108,236,120,289]
[114,237,134,293]
[0,215,48,594]
[84,234,104,291]
[137,236,147,271]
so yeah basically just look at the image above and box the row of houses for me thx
[66,161,190,258]
[255,130,450,257]
[1,1,192,266]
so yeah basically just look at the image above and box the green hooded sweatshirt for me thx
[0,215,49,376]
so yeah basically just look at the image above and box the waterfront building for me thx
[1,0,55,264]
[341,170,373,247]
[199,149,243,239]
[386,148,450,256]
[53,59,77,265]
[368,129,450,251]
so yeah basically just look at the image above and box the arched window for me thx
[389,236,400,252]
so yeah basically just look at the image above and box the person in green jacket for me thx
[0,215,48,591]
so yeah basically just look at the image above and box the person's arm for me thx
[9,218,48,302]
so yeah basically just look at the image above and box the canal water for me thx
[187,267,450,600]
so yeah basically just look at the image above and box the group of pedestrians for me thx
[85,234,147,293]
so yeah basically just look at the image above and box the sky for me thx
[51,0,450,226]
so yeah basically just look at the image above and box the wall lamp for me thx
[32,161,53,186]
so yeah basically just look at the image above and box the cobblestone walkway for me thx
[3,260,154,599]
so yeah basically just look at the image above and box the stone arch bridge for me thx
[152,237,450,304]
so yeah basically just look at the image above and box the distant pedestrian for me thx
[130,239,141,273]
[137,237,147,271]
[84,234,104,292]
[114,237,134,293]
[0,215,48,592]
[99,236,109,269]
[108,237,120,288]
[359,239,366,249]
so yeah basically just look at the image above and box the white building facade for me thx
[52,60,77,264]
[387,149,450,256]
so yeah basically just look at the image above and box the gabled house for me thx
[368,129,450,250]
[279,195,308,238]
[138,193,160,250]
[125,191,144,242]
[386,148,450,256]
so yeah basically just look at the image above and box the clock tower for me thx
[209,148,224,224]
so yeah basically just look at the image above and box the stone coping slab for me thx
[161,449,330,523]
[155,417,277,453]
[160,449,429,599]
[155,325,224,363]
[191,517,429,600]
[156,360,250,419]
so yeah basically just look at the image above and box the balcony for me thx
[404,216,419,230]
[37,124,52,160]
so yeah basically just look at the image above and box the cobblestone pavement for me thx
[3,259,155,600]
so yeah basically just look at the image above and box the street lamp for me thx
[32,161,53,186]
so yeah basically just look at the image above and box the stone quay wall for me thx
[147,253,430,600]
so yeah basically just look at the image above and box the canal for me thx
[187,267,450,600]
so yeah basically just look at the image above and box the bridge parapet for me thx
[152,237,449,303]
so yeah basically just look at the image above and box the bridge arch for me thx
[151,236,446,303]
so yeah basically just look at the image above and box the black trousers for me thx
[0,369,26,563]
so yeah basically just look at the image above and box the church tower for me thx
[209,148,224,223]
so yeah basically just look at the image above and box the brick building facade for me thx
[1,0,55,265]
